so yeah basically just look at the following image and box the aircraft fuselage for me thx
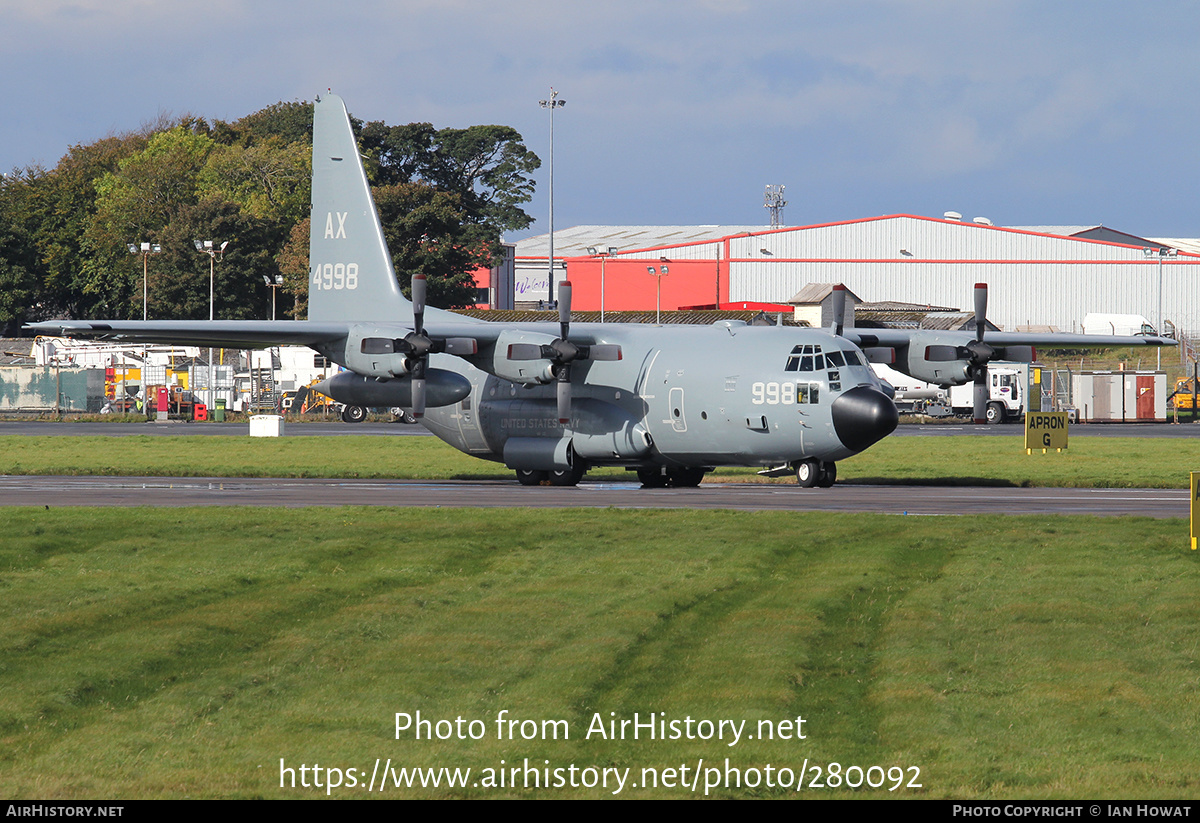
[412,321,897,478]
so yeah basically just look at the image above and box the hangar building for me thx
[491,214,1200,338]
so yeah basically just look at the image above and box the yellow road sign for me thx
[1191,472,1199,551]
[1025,411,1068,453]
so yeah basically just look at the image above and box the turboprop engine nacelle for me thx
[343,325,411,377]
[313,370,471,409]
[904,332,973,386]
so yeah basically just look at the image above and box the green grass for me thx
[1,507,1197,799]
[0,433,1195,488]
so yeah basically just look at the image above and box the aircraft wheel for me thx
[795,459,820,488]
[516,469,548,486]
[637,467,669,488]
[817,462,837,488]
[341,404,367,424]
[549,463,586,486]
[668,467,706,488]
[986,402,1004,424]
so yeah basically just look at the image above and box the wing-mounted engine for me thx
[493,329,559,385]
[901,284,1035,422]
[344,324,412,378]
[341,275,476,417]
[494,281,622,423]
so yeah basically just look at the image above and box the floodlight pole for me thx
[195,239,229,413]
[1144,246,1177,371]
[647,264,669,325]
[128,241,161,321]
[540,88,565,307]
[588,246,619,322]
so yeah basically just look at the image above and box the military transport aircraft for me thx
[28,93,1175,488]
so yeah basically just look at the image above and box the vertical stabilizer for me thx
[308,93,410,322]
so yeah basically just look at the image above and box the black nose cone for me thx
[832,386,899,452]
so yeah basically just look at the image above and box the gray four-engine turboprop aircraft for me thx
[28,93,1175,488]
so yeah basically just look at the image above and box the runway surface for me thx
[2,475,1187,518]
[2,421,1198,437]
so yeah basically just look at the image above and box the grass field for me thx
[0,432,1197,488]
[1,507,1198,799]
[3,432,1199,799]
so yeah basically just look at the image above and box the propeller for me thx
[405,274,431,417]
[832,283,846,336]
[506,280,622,423]
[919,283,996,422]
[967,283,996,424]
[359,274,476,418]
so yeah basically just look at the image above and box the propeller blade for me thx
[832,283,846,336]
[412,274,426,334]
[557,376,571,424]
[411,377,426,418]
[974,282,987,344]
[559,280,572,339]
[410,353,428,418]
[585,344,622,361]
[973,370,988,424]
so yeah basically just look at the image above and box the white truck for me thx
[873,362,1027,423]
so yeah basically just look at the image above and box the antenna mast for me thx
[764,184,787,228]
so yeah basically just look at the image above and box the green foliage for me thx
[198,138,311,223]
[360,119,540,305]
[376,183,490,308]
[0,175,40,330]
[14,134,148,319]
[1,97,537,322]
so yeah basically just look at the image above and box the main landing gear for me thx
[795,459,837,488]
[636,466,707,488]
[514,462,588,487]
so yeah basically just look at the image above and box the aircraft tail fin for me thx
[307,93,411,323]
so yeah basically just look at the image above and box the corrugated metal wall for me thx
[724,217,1200,334]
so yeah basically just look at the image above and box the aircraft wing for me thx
[24,319,354,349]
[842,328,1176,349]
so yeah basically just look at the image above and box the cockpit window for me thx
[825,350,845,367]
[785,344,823,372]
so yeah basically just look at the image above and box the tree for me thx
[3,97,537,321]
[359,120,540,286]
[275,217,310,319]
[0,174,40,331]
[198,138,311,224]
[150,198,288,321]
[375,183,487,308]
[81,127,216,317]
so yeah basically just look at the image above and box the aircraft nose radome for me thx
[831,386,899,453]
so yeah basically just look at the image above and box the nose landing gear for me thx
[795,459,837,488]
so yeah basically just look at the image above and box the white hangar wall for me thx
[721,216,1200,335]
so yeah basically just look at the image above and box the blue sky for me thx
[5,1,1199,239]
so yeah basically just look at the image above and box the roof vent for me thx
[943,211,962,221]
[973,216,994,226]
